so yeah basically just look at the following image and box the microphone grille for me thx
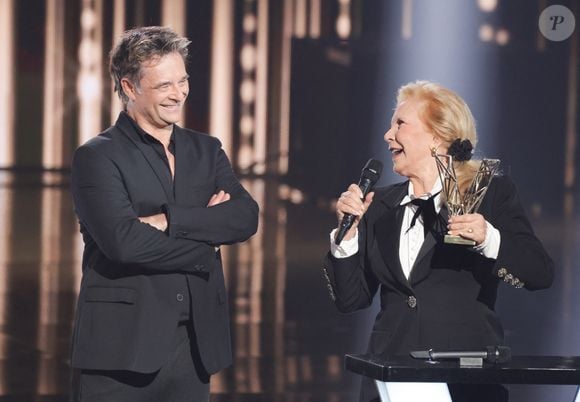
[362,159,383,182]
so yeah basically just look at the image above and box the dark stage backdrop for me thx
[288,33,573,217]
[0,1,578,401]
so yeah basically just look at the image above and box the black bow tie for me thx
[408,196,438,236]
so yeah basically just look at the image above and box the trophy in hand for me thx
[432,145,500,246]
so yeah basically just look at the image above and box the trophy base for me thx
[444,234,476,246]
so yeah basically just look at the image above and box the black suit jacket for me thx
[70,112,259,374]
[323,175,553,356]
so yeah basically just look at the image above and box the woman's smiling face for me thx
[383,99,440,180]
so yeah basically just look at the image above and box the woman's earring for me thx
[430,144,439,156]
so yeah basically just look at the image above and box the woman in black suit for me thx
[323,80,554,402]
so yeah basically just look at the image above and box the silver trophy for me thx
[432,149,501,246]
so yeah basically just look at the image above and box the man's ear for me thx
[120,77,138,102]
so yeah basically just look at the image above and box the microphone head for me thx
[486,345,511,363]
[361,159,383,184]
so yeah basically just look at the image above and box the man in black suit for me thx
[70,26,259,401]
[323,81,554,402]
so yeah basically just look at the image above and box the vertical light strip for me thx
[39,185,61,329]
[232,178,265,393]
[402,0,413,39]
[162,0,186,35]
[275,205,287,324]
[235,243,250,323]
[248,354,261,391]
[162,0,187,126]
[300,355,313,382]
[278,0,294,174]
[274,202,287,393]
[43,0,66,170]
[536,0,547,52]
[309,0,321,38]
[563,28,578,217]
[210,0,234,156]
[286,355,298,384]
[247,183,265,391]
[0,185,9,321]
[0,183,10,393]
[248,180,264,328]
[560,15,578,320]
[238,0,257,171]
[95,0,104,126]
[76,0,103,294]
[0,0,15,167]
[36,183,61,394]
[110,0,125,124]
[336,0,352,39]
[294,0,307,38]
[77,0,103,145]
[253,0,268,174]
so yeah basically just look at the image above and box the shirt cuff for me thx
[473,221,501,259]
[330,228,359,258]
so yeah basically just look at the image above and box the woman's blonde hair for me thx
[397,80,481,194]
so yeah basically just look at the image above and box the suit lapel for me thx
[116,114,175,203]
[173,127,197,204]
[373,184,410,288]
[409,205,449,285]
[373,184,451,288]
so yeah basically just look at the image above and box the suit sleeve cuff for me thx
[161,204,171,235]
[473,221,501,259]
[162,203,187,238]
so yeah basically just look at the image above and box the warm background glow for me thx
[0,1,577,401]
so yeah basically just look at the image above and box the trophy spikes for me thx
[431,147,501,246]
[463,158,501,213]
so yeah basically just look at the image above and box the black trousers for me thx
[71,323,210,402]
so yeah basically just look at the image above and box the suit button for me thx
[177,230,189,236]
[407,296,417,309]
[176,293,184,302]
[194,264,204,271]
[504,273,514,285]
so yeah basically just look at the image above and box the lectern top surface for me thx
[345,354,580,385]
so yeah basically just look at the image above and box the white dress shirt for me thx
[330,180,501,279]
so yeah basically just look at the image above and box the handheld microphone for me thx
[334,159,383,245]
[410,345,512,364]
